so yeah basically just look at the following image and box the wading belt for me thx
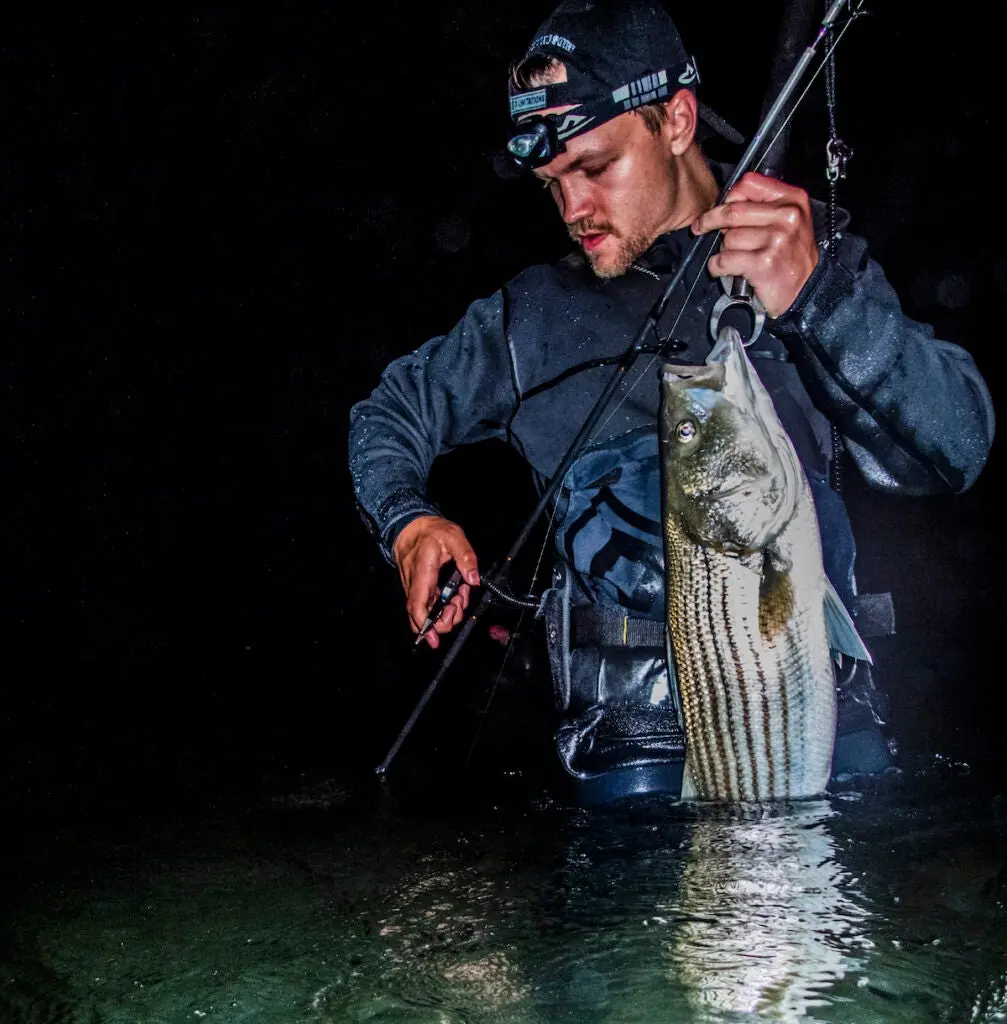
[572,606,666,649]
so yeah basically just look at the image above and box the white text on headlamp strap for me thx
[510,89,548,116]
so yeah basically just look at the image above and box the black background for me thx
[3,2,1004,819]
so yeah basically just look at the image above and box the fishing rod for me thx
[758,0,821,182]
[375,0,866,778]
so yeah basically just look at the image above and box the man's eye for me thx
[584,163,610,179]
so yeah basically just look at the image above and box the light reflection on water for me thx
[663,802,872,1020]
[2,781,1005,1023]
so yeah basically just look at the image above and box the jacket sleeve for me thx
[348,291,520,563]
[769,234,995,495]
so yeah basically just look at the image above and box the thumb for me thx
[448,537,480,586]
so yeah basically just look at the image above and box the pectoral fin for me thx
[680,759,697,801]
[823,577,873,665]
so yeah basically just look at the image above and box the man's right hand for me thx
[392,515,480,649]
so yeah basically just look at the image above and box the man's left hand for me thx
[691,171,819,319]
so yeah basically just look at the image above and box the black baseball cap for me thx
[506,0,743,170]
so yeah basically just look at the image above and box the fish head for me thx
[660,328,801,553]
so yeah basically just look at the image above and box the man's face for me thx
[532,108,682,278]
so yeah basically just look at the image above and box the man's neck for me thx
[657,147,720,236]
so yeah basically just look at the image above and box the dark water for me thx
[4,768,1006,1024]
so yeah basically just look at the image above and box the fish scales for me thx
[660,328,841,802]
[664,492,833,800]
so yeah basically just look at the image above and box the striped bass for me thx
[659,327,868,801]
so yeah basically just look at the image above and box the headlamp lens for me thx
[505,118,558,171]
[507,130,544,160]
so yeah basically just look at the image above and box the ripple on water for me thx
[4,781,1007,1023]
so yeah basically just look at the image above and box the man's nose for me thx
[556,179,593,225]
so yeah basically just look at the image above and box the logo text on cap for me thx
[530,33,576,54]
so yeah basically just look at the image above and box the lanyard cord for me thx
[824,1,853,491]
[463,499,559,769]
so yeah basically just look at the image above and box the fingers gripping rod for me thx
[711,0,859,347]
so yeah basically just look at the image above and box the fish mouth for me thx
[704,473,791,546]
[709,475,773,502]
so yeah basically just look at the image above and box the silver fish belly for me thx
[660,327,846,802]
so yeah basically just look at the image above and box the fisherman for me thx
[349,1,994,802]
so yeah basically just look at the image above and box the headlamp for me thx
[506,116,562,173]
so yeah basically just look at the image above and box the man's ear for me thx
[664,88,698,157]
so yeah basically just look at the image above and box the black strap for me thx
[572,606,666,649]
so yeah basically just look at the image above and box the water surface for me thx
[4,767,1006,1024]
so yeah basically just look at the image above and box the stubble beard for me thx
[573,225,654,280]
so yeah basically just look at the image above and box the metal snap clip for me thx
[709,275,766,347]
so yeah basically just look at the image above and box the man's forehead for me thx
[531,119,626,177]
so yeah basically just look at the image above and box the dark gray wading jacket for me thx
[349,224,994,609]
[350,217,993,787]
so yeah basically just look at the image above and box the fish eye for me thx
[675,420,698,443]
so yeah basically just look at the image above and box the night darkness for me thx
[3,2,1005,823]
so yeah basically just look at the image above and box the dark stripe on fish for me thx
[744,609,775,800]
[683,552,716,797]
[701,549,733,799]
[704,548,741,800]
[779,629,792,800]
[722,581,758,801]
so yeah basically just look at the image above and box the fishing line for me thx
[462,498,559,768]
[588,1,863,444]
[589,229,721,446]
[754,4,863,177]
